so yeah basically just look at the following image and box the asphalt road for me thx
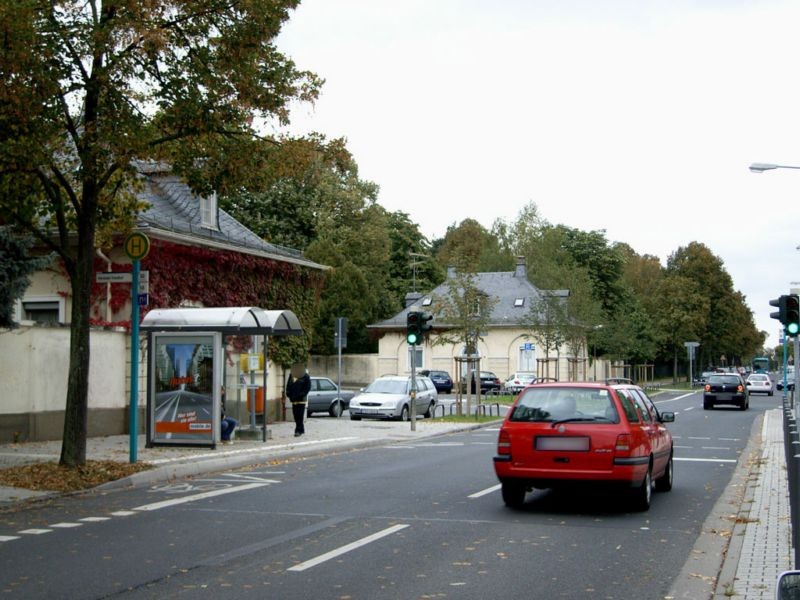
[0,387,780,599]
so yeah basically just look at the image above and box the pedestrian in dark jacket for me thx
[286,362,311,437]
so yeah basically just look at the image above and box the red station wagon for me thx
[493,380,675,511]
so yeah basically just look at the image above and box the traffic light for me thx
[786,294,800,336]
[770,296,784,322]
[406,311,421,345]
[420,312,433,335]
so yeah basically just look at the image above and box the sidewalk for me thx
[711,408,794,599]
[0,410,795,599]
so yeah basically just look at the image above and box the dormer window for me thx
[200,192,219,230]
[514,298,525,307]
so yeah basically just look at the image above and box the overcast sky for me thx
[275,0,800,351]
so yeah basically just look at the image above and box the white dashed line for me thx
[288,524,409,572]
[111,511,136,517]
[0,535,20,542]
[79,517,111,522]
[469,484,501,499]
[50,522,82,528]
[18,529,51,535]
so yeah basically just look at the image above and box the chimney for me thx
[514,256,527,278]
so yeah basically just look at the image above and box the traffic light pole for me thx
[409,345,417,431]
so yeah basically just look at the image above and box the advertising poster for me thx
[150,333,220,445]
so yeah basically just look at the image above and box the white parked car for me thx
[745,373,773,396]
[349,375,438,421]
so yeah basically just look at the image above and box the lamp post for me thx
[750,161,800,408]
[749,162,800,173]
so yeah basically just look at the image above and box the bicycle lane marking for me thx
[133,482,269,511]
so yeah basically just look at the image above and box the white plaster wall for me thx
[0,326,127,414]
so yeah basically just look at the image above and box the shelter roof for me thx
[141,307,303,336]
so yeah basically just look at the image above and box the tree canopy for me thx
[0,0,321,466]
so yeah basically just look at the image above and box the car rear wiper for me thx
[550,416,607,428]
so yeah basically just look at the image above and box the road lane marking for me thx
[18,529,51,535]
[287,524,409,572]
[656,393,697,403]
[111,511,136,516]
[132,482,268,511]
[0,535,20,542]
[689,437,711,440]
[80,517,110,522]
[675,457,737,463]
[49,522,82,528]
[684,406,695,411]
[702,446,731,451]
[469,484,501,498]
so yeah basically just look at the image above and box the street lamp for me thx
[750,161,800,407]
[749,162,800,173]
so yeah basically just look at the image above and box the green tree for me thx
[435,219,512,273]
[653,274,709,383]
[0,0,320,466]
[429,268,498,359]
[0,228,53,327]
[667,243,762,369]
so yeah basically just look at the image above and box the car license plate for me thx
[535,436,590,451]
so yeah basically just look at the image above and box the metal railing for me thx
[432,402,502,419]
[781,391,799,568]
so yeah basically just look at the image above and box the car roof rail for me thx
[605,377,633,385]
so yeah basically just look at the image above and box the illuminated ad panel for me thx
[149,332,220,446]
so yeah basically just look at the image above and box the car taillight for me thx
[497,429,511,456]
[615,433,631,455]
[704,384,711,392]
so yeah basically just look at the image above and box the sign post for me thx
[125,233,150,463]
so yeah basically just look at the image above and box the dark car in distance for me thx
[703,373,749,410]
[420,370,453,394]
[460,370,502,394]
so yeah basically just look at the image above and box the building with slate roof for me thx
[134,161,323,270]
[14,161,325,326]
[368,257,587,385]
[3,163,326,441]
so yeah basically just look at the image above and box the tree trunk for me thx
[59,189,97,467]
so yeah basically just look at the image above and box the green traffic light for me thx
[407,332,418,345]
[788,322,800,336]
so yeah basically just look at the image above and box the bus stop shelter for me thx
[141,307,303,448]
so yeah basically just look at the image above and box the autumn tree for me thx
[0,1,321,466]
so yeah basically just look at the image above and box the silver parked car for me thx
[306,377,357,417]
[503,372,537,394]
[349,375,438,421]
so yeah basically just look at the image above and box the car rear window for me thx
[615,389,640,423]
[365,379,407,394]
[708,375,740,385]
[510,387,619,423]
